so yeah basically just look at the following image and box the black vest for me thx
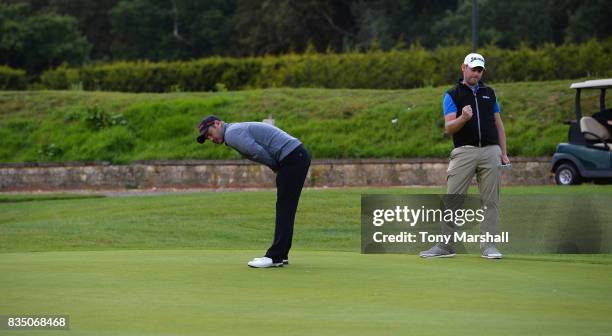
[446,80,499,148]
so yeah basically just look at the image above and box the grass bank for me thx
[0,80,609,163]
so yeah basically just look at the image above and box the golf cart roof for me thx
[570,79,612,89]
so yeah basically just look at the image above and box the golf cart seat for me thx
[580,116,611,150]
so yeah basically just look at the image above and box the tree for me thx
[110,0,173,60]
[350,0,458,50]
[47,0,119,61]
[432,0,559,49]
[350,1,393,50]
[231,0,353,55]
[565,0,612,43]
[172,0,236,57]
[429,0,612,49]
[110,0,235,60]
[3,0,612,70]
[0,2,90,74]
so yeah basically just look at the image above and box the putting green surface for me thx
[1,250,611,336]
[1,186,612,335]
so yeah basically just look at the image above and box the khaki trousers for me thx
[442,145,502,249]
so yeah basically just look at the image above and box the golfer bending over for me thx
[197,116,311,268]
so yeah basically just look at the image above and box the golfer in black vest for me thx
[197,116,311,268]
[420,53,510,259]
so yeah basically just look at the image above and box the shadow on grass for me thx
[0,194,105,203]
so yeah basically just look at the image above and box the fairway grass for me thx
[1,250,611,336]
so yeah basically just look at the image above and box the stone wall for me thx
[0,158,553,191]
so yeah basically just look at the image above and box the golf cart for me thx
[552,79,612,185]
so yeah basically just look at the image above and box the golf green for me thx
[2,186,612,335]
[1,250,611,335]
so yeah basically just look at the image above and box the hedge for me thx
[0,65,27,90]
[39,39,612,92]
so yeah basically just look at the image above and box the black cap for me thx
[196,115,220,144]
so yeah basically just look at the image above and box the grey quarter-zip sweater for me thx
[223,122,302,170]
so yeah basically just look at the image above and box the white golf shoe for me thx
[247,257,284,268]
[481,246,503,259]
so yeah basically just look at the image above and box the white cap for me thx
[464,53,485,69]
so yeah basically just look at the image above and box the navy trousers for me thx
[265,145,311,263]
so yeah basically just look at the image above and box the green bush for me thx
[257,45,437,89]
[0,65,27,90]
[36,39,612,92]
[84,105,126,131]
[74,58,262,93]
[40,65,81,90]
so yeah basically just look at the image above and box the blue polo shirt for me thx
[443,84,500,116]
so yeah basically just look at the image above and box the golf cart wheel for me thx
[555,163,582,185]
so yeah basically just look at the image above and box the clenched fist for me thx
[461,105,473,121]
